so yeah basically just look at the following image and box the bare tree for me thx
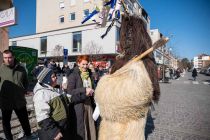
[52,44,63,63]
[83,41,103,61]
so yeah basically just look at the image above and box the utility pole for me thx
[162,45,165,82]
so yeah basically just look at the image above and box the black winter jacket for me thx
[0,62,28,110]
[67,66,96,140]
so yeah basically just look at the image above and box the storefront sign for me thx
[0,7,16,28]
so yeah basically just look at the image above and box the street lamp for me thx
[169,47,172,67]
[162,35,173,82]
[162,44,166,82]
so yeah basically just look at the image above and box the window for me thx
[134,3,138,9]
[139,9,142,14]
[40,36,47,54]
[12,41,17,46]
[151,31,153,35]
[70,0,76,6]
[142,8,148,21]
[73,32,82,52]
[59,15,64,23]
[59,2,65,9]
[116,27,120,42]
[84,9,89,17]
[69,12,75,21]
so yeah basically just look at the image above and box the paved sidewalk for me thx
[146,72,210,140]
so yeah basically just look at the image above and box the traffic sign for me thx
[63,49,68,56]
[63,49,68,65]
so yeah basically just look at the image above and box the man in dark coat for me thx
[0,50,32,140]
[192,68,198,81]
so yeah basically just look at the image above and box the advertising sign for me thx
[9,46,38,80]
[0,7,16,28]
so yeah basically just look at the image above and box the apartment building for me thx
[202,55,210,68]
[9,0,150,65]
[150,29,178,69]
[194,54,210,69]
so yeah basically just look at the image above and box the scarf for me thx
[79,68,92,88]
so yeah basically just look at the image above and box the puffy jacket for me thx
[33,82,87,140]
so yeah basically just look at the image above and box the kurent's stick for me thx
[121,0,129,15]
[110,37,169,77]
[131,37,169,62]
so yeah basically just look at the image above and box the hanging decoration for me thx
[81,0,129,39]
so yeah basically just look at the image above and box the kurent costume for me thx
[95,15,161,140]
[33,68,88,140]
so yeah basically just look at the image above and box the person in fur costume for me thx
[94,15,162,140]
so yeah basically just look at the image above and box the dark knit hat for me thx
[37,68,54,85]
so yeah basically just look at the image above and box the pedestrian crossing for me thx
[182,81,210,85]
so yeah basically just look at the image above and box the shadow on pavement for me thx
[204,79,210,82]
[145,111,155,140]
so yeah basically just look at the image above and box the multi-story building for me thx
[9,0,150,66]
[202,55,210,68]
[150,29,178,69]
[194,54,210,69]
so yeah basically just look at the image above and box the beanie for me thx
[37,68,54,85]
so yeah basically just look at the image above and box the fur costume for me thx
[95,15,160,140]
[95,61,153,140]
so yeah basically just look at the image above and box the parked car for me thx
[205,67,210,76]
[200,68,207,74]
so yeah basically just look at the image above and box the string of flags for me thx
[81,0,129,38]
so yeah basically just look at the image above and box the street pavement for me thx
[146,72,210,140]
[1,72,210,140]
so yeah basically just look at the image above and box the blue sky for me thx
[9,0,210,60]
[140,0,210,60]
[9,0,36,38]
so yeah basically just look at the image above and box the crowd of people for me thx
[1,49,191,140]
[157,66,184,82]
[0,50,108,140]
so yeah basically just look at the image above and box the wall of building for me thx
[150,29,161,44]
[36,0,103,33]
[83,26,117,54]
[193,56,202,69]
[193,55,210,69]
[9,25,118,58]
[36,0,149,33]
[9,0,150,66]
[0,28,9,51]
[0,0,13,65]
